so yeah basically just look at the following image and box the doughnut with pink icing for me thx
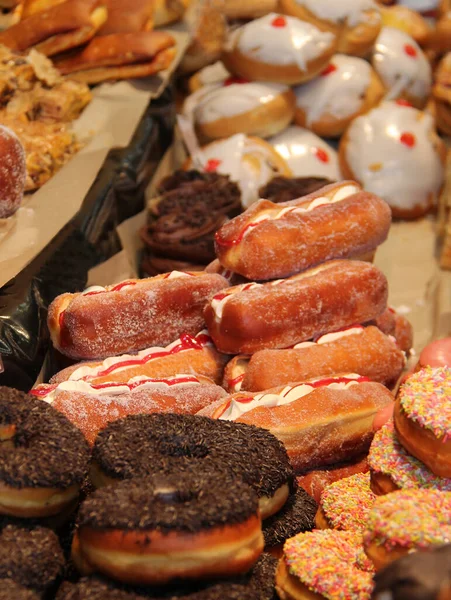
[198,374,394,471]
[279,0,382,57]
[222,13,337,85]
[363,489,451,570]
[368,419,451,495]
[269,126,341,180]
[316,472,376,532]
[293,54,385,138]
[187,133,292,209]
[394,366,451,478]
[339,101,446,219]
[372,27,432,108]
[186,80,296,140]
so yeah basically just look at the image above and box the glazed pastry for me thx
[90,413,295,520]
[187,134,291,209]
[294,54,385,138]
[380,5,432,46]
[339,101,446,219]
[433,53,451,137]
[279,0,382,57]
[394,366,451,478]
[199,375,394,472]
[429,11,451,54]
[0,386,90,518]
[31,375,227,445]
[371,27,432,108]
[363,489,451,570]
[74,471,264,584]
[141,170,241,268]
[214,181,391,281]
[226,325,406,393]
[416,337,451,369]
[315,472,376,532]
[368,420,451,495]
[276,530,374,600]
[0,124,26,219]
[188,80,296,140]
[222,13,336,85]
[269,126,342,180]
[204,260,388,355]
[259,176,333,202]
[48,272,229,360]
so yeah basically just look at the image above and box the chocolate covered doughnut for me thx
[74,471,264,584]
[259,176,334,203]
[0,387,91,517]
[0,580,39,600]
[91,413,295,520]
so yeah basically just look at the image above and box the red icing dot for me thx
[314,147,329,163]
[396,99,413,107]
[321,63,337,76]
[404,44,417,58]
[400,132,416,148]
[271,15,286,27]
[224,76,249,86]
[205,158,221,172]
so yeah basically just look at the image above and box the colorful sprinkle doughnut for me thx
[277,530,374,600]
[317,472,376,531]
[369,420,451,494]
[363,489,451,570]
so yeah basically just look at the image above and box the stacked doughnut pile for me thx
[175,0,450,224]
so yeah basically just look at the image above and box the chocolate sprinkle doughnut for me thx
[0,387,90,489]
[56,554,277,600]
[0,522,64,592]
[263,489,317,550]
[79,470,258,533]
[0,580,39,600]
[259,176,333,203]
[92,413,295,500]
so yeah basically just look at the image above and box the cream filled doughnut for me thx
[222,14,337,85]
[279,0,382,57]
[187,134,291,209]
[293,55,385,138]
[339,101,446,219]
[363,489,451,571]
[269,126,341,180]
[188,80,296,140]
[315,472,376,532]
[372,27,432,108]
[394,366,451,478]
[368,420,451,495]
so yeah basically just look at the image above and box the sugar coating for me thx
[363,489,451,551]
[284,530,374,600]
[321,472,376,531]
[399,366,451,439]
[369,420,451,491]
[0,125,26,219]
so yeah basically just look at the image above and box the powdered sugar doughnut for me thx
[269,126,341,180]
[316,472,376,532]
[276,530,374,600]
[279,0,382,57]
[368,420,451,495]
[294,55,385,137]
[372,27,432,108]
[339,101,445,219]
[0,125,26,219]
[188,134,291,208]
[187,80,296,140]
[223,14,336,85]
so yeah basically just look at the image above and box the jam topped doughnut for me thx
[368,420,451,495]
[0,124,26,219]
[363,489,451,570]
[394,367,451,478]
[276,530,375,600]
[0,387,90,517]
[0,521,64,593]
[75,471,264,584]
[91,413,295,520]
[316,472,376,532]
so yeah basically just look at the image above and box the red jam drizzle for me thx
[83,280,137,297]
[314,147,329,163]
[271,15,287,27]
[396,99,413,107]
[228,373,245,389]
[205,158,222,172]
[321,63,337,76]
[404,44,417,58]
[400,132,416,148]
[224,76,250,86]
[213,283,255,302]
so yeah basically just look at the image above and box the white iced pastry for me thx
[292,0,380,27]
